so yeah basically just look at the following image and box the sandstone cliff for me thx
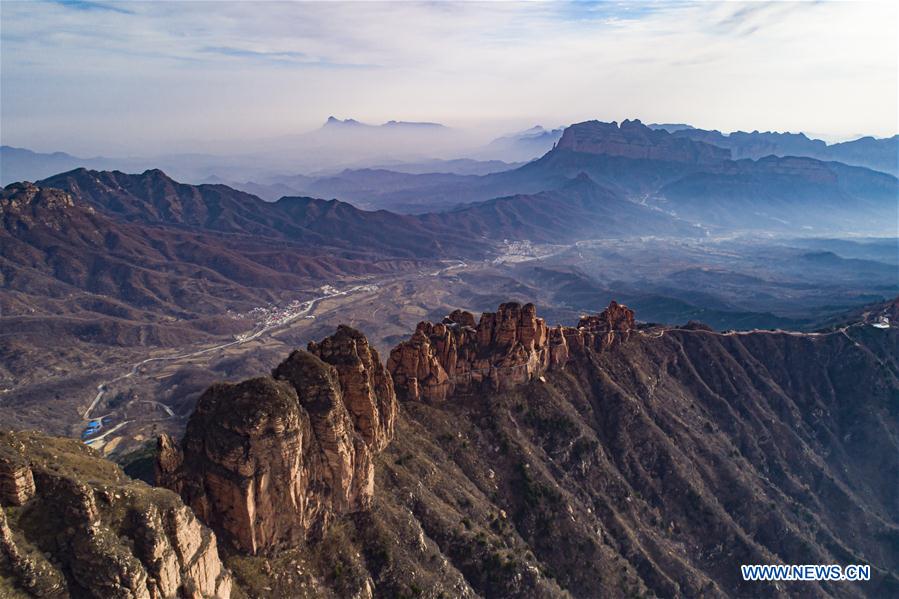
[156,326,397,555]
[0,430,231,599]
[387,301,635,401]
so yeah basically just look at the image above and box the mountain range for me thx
[1,114,898,598]
[6,117,894,189]
[3,117,896,360]
[300,120,897,233]
[2,297,896,597]
[649,125,899,176]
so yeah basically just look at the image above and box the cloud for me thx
[1,1,896,155]
[50,0,134,15]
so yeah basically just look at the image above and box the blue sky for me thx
[1,0,896,155]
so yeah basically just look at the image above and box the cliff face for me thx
[555,119,730,165]
[0,431,231,599]
[157,326,397,555]
[137,299,899,598]
[174,300,897,599]
[386,301,635,401]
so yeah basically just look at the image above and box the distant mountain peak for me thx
[321,117,445,130]
[323,116,365,127]
[382,120,446,129]
[141,167,171,179]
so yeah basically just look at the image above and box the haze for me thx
[1,0,897,157]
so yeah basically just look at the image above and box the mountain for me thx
[472,121,898,233]
[296,168,481,211]
[0,146,113,186]
[475,125,565,162]
[418,174,701,242]
[323,116,448,130]
[365,158,522,176]
[666,128,899,176]
[37,168,485,258]
[291,119,898,231]
[555,119,731,165]
[828,135,899,175]
[262,116,470,170]
[0,430,232,597]
[0,181,411,345]
[143,299,897,597]
[652,156,899,231]
[0,171,497,372]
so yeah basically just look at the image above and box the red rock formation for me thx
[577,300,636,349]
[388,301,635,402]
[157,326,396,555]
[555,119,730,165]
[308,324,396,452]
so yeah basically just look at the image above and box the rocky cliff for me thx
[6,299,897,598]
[555,119,730,165]
[156,326,397,555]
[169,300,896,598]
[0,430,231,599]
[386,301,635,401]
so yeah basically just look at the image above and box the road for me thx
[84,420,133,445]
[81,284,375,423]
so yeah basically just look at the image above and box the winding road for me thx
[81,284,375,424]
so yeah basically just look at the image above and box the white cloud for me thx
[1,0,896,154]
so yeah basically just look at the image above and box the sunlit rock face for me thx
[157,326,397,555]
[0,430,232,599]
[387,301,636,402]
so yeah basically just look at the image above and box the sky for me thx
[1,0,897,156]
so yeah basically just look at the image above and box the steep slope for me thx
[0,179,454,397]
[38,168,485,259]
[668,129,899,176]
[152,300,898,598]
[554,119,730,165]
[418,174,701,242]
[653,156,898,231]
[0,182,411,323]
[369,309,898,598]
[157,326,398,555]
[333,119,896,228]
[0,430,232,598]
[475,126,564,162]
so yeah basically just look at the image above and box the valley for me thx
[2,227,893,461]
[1,116,896,599]
[3,4,898,597]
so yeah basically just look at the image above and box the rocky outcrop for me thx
[308,325,396,451]
[555,119,730,165]
[0,448,35,506]
[0,430,231,599]
[0,182,87,233]
[576,299,636,348]
[387,301,636,402]
[157,326,397,555]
